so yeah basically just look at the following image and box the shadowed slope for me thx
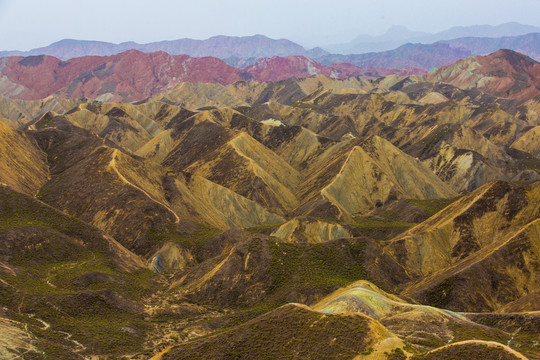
[386,181,539,278]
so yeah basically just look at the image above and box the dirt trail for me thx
[108,149,180,223]
[423,340,528,360]
[58,331,86,351]
[28,315,86,352]
[34,318,50,330]
[507,327,521,347]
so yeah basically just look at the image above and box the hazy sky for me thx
[1,0,540,50]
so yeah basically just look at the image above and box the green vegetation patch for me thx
[57,314,149,355]
[208,238,371,329]
[507,148,540,174]
[267,239,368,298]
[164,305,372,360]
[314,216,340,223]
[518,155,540,173]
[386,347,407,360]
[408,197,460,218]
[34,113,59,130]
[24,302,150,357]
[1,263,157,357]
[0,187,162,357]
[232,105,252,114]
[510,331,540,359]
[2,258,158,356]
[352,216,416,229]
[0,188,104,243]
[448,322,508,345]
[426,278,456,308]
[350,216,416,240]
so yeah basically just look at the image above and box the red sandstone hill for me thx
[1,51,241,101]
[244,56,358,82]
[0,50,424,102]
[5,49,535,102]
[423,49,540,100]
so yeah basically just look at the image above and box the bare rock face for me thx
[243,56,359,82]
[0,317,43,359]
[512,170,540,182]
[150,242,195,273]
[0,96,81,127]
[168,233,409,308]
[406,217,539,312]
[169,237,275,307]
[426,144,508,193]
[155,281,533,360]
[271,217,351,243]
[14,49,538,104]
[410,342,528,360]
[497,290,540,312]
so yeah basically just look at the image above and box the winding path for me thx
[422,340,528,360]
[108,149,180,223]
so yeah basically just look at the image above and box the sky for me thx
[1,0,540,50]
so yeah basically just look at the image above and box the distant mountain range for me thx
[318,43,473,70]
[325,22,540,54]
[317,33,540,70]
[0,35,328,63]
[441,32,540,59]
[1,23,539,73]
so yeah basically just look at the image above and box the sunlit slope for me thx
[298,136,456,220]
[0,120,49,195]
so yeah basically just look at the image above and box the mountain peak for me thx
[490,48,535,61]
[424,49,540,99]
